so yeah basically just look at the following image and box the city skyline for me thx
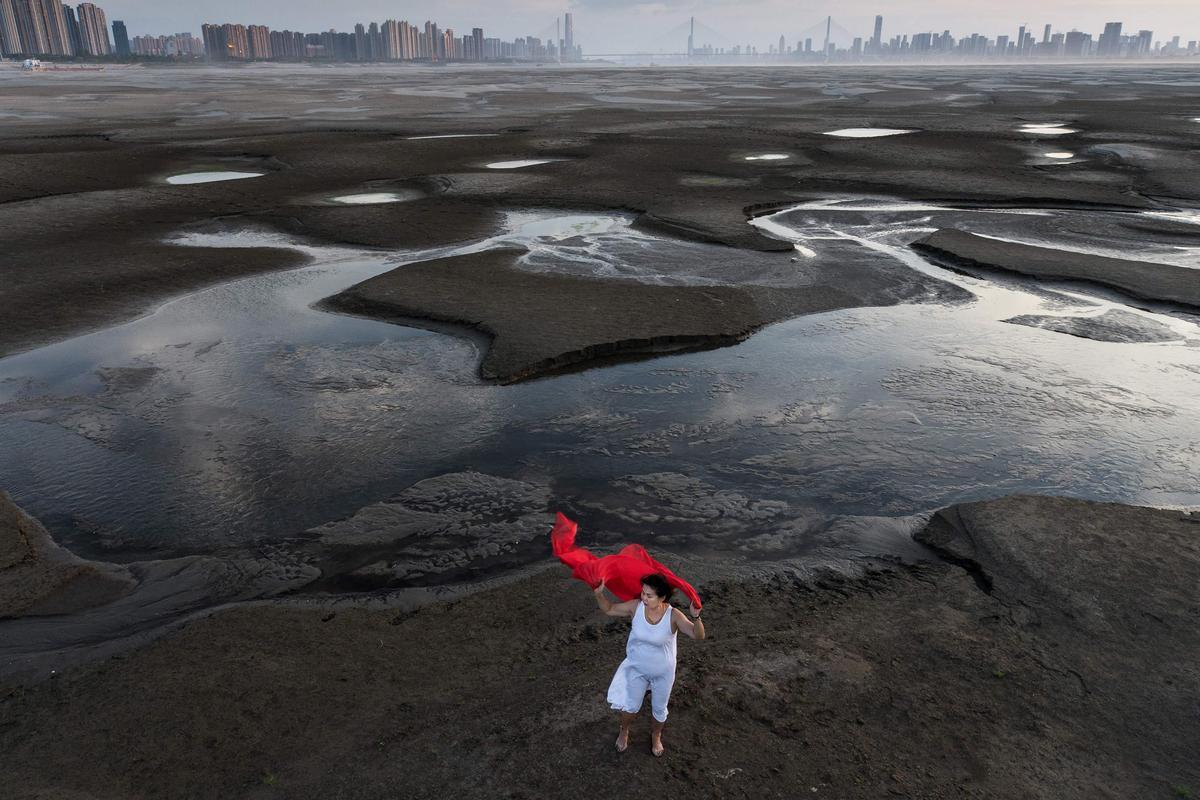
[2,0,1197,61]
[69,0,1200,55]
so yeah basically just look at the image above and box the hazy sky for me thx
[103,0,1198,52]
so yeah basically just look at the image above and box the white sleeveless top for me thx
[624,601,677,678]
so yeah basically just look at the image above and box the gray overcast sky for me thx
[103,0,1198,51]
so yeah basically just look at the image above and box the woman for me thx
[593,572,706,757]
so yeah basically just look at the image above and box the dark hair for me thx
[640,573,673,601]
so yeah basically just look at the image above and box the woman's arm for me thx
[594,580,637,617]
[672,605,706,640]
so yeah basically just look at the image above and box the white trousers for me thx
[607,660,675,723]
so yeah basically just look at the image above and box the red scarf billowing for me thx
[550,512,702,610]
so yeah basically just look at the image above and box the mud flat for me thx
[914,228,1200,309]
[1,493,1196,799]
[0,492,318,678]
[0,490,135,618]
[3,64,1200,357]
[320,245,961,382]
[1004,308,1182,343]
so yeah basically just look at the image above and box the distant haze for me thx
[101,0,1198,52]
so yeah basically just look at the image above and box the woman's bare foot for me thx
[615,729,629,753]
[651,734,664,757]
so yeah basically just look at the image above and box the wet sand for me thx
[2,493,1197,799]
[914,228,1200,309]
[3,63,1199,359]
[321,244,961,382]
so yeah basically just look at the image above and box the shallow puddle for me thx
[744,154,789,161]
[1019,123,1077,135]
[485,159,558,169]
[329,192,411,205]
[4,198,1200,598]
[407,133,499,140]
[165,171,264,185]
[822,128,914,138]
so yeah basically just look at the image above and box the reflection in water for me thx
[407,133,499,140]
[2,202,1200,590]
[165,171,264,185]
[1019,123,1077,135]
[485,159,558,169]
[823,128,914,138]
[330,192,409,205]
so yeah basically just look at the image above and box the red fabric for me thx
[550,512,702,610]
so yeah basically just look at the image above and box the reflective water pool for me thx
[1019,123,1077,135]
[166,171,264,185]
[2,200,1199,587]
[823,128,914,138]
[329,192,412,205]
[485,159,558,169]
[407,133,499,140]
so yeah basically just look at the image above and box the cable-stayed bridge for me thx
[566,15,860,58]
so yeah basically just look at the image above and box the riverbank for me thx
[2,493,1196,799]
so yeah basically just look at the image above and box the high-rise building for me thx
[1098,21,1122,56]
[872,15,883,54]
[0,0,20,54]
[1042,23,1051,44]
[382,19,400,59]
[366,21,380,59]
[13,0,73,54]
[111,18,127,55]
[472,26,483,61]
[76,3,110,55]
[563,12,572,56]
[353,23,365,60]
[39,0,73,53]
[12,0,46,55]
[62,4,82,53]
[220,22,247,58]
[1136,29,1153,55]
[247,23,269,59]
[1063,30,1090,57]
[201,24,225,59]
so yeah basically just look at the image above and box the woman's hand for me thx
[689,601,702,618]
[594,579,606,595]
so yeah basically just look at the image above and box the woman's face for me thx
[641,584,664,608]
